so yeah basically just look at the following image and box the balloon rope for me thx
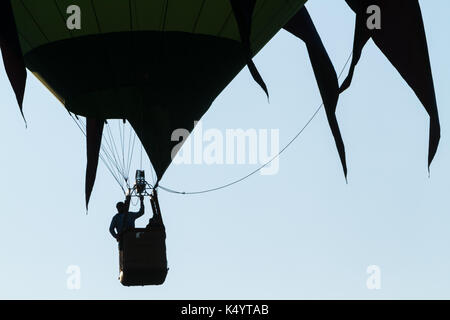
[159,51,353,195]
[68,114,125,193]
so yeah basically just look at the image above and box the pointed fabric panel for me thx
[342,0,440,168]
[284,7,347,178]
[230,0,269,97]
[0,0,27,116]
[127,101,210,183]
[85,118,105,208]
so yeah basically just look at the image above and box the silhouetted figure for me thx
[147,189,165,232]
[119,189,168,286]
[110,194,144,278]
[109,194,145,241]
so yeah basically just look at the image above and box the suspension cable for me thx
[158,105,321,195]
[68,114,126,193]
[66,52,352,196]
[159,52,353,195]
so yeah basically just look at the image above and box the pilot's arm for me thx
[134,196,145,218]
[124,193,131,212]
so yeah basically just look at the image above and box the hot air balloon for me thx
[5,0,312,205]
[0,0,441,286]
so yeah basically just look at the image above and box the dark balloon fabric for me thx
[0,0,442,206]
[284,7,346,178]
[342,0,440,169]
[85,118,105,208]
[0,0,26,118]
[230,0,269,98]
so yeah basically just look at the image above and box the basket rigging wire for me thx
[68,52,353,196]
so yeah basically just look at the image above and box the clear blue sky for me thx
[1,0,449,299]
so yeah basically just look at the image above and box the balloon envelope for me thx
[11,0,306,179]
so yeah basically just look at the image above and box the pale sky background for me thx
[1,0,449,299]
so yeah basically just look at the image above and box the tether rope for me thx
[159,52,353,195]
[68,50,353,196]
